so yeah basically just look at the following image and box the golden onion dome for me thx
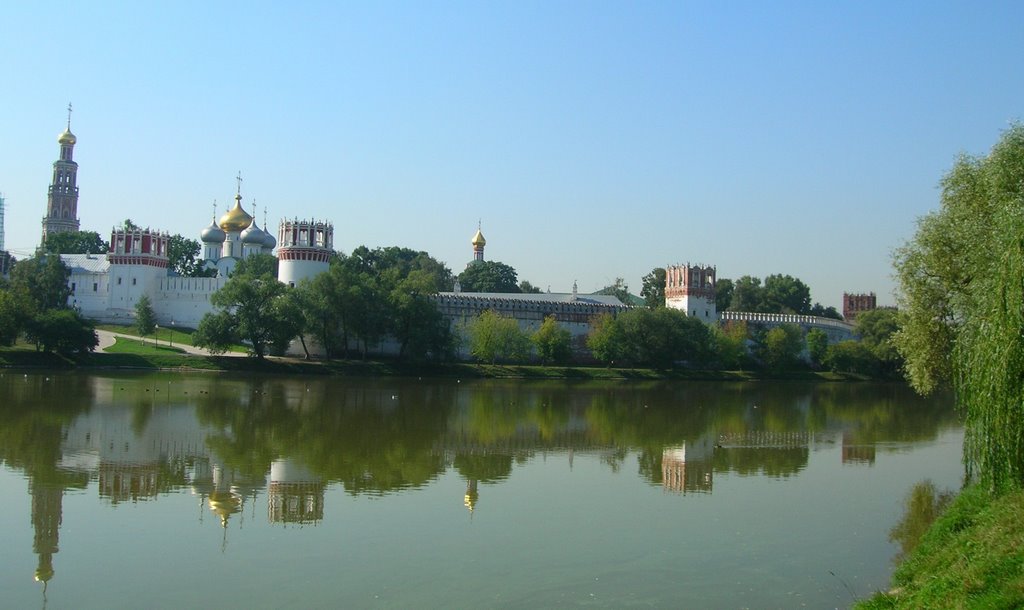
[471,228,486,246]
[219,195,253,233]
[58,128,76,145]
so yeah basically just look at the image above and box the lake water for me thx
[0,371,961,609]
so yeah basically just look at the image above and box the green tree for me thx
[759,323,804,371]
[458,260,520,293]
[167,234,214,277]
[762,274,811,314]
[595,277,631,304]
[893,124,1024,490]
[518,280,543,294]
[134,295,156,343]
[729,276,763,312]
[467,310,531,363]
[24,309,98,354]
[389,269,454,361]
[805,328,828,368]
[613,307,712,369]
[823,340,878,375]
[195,257,295,358]
[0,289,32,346]
[808,302,842,320]
[855,308,902,377]
[532,315,572,365]
[10,254,71,312]
[232,253,279,278]
[641,267,666,309]
[192,311,237,355]
[586,313,625,364]
[43,230,108,255]
[714,320,748,370]
[715,278,734,311]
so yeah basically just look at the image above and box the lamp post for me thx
[155,324,159,348]
[170,320,175,347]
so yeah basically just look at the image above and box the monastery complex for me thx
[30,115,857,354]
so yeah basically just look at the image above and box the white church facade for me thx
[51,123,333,328]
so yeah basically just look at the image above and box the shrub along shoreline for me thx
[855,484,1024,609]
[0,347,869,381]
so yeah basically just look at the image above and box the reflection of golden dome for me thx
[218,195,253,233]
[34,564,54,583]
[471,229,486,246]
[58,128,76,146]
[209,490,241,527]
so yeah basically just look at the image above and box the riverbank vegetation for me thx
[861,125,1024,604]
[856,484,1024,609]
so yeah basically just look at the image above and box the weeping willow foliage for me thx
[957,210,1024,490]
[894,124,1024,491]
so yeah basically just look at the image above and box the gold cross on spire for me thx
[236,171,243,196]
[66,102,72,129]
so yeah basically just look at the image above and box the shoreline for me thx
[0,349,876,382]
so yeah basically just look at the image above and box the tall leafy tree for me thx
[134,295,156,343]
[729,276,763,312]
[167,234,214,277]
[0,288,32,346]
[24,309,98,354]
[458,260,520,293]
[759,323,804,371]
[10,254,71,312]
[518,280,543,294]
[805,328,828,368]
[892,124,1024,490]
[467,309,531,363]
[762,274,811,314]
[43,230,108,255]
[715,278,734,312]
[640,267,666,309]
[532,315,572,365]
[194,255,295,358]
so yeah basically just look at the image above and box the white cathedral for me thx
[49,119,334,329]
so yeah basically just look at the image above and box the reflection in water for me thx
[889,479,956,563]
[0,372,958,603]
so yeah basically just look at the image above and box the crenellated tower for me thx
[665,264,717,322]
[41,104,81,245]
[277,218,333,286]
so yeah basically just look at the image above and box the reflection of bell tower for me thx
[30,481,63,586]
[464,480,479,513]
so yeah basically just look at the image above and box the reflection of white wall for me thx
[60,403,216,470]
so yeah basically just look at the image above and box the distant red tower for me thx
[842,292,876,322]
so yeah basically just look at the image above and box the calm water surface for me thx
[0,372,960,609]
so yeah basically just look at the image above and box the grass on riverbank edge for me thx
[855,485,1024,609]
[0,346,870,381]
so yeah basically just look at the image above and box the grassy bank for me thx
[0,345,868,381]
[856,485,1024,609]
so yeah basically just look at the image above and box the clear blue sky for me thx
[2,1,1022,308]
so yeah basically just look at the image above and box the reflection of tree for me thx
[889,479,954,563]
[193,377,455,495]
[452,453,513,483]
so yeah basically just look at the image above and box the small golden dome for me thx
[471,229,486,246]
[219,194,253,233]
[58,128,76,145]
